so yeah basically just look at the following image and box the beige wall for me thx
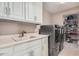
[0,21,36,35]
[42,8,52,25]
[51,6,79,26]
[0,7,52,35]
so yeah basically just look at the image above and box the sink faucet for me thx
[19,31,27,37]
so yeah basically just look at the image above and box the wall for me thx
[42,7,52,25]
[51,6,79,26]
[0,20,36,35]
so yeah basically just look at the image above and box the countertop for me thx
[0,33,48,48]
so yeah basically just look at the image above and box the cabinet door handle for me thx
[4,7,10,16]
[4,7,7,15]
[0,53,5,56]
[8,7,10,15]
[34,16,37,21]
[42,46,44,51]
[28,51,34,56]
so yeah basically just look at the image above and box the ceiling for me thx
[43,2,79,14]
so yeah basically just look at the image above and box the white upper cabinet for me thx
[24,2,29,21]
[0,2,42,24]
[8,2,25,21]
[0,2,4,16]
[28,2,35,21]
[0,3,5,17]
[0,2,8,17]
[25,2,42,24]
[33,2,42,24]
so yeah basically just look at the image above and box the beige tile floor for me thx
[59,42,79,56]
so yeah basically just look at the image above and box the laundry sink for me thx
[29,36,37,39]
[11,36,29,42]
[11,35,37,42]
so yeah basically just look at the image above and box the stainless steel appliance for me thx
[39,25,64,56]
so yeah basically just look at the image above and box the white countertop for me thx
[0,33,48,48]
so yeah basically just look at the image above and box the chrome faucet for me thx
[19,31,27,37]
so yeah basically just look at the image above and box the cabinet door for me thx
[25,2,42,24]
[33,47,42,56]
[25,2,29,21]
[28,2,42,24]
[0,2,7,17]
[0,2,4,17]
[23,46,42,56]
[24,40,42,56]
[24,49,35,56]
[34,2,42,24]
[42,38,48,56]
[28,2,35,21]
[0,47,14,56]
[9,2,25,21]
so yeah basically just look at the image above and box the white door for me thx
[9,2,25,21]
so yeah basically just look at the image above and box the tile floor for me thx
[58,41,79,56]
